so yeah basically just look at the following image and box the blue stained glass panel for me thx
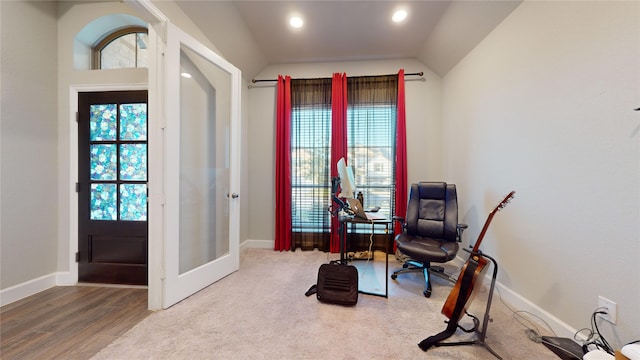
[90,104,117,141]
[120,184,147,221]
[90,144,117,180]
[91,184,117,220]
[120,103,147,140]
[120,144,147,180]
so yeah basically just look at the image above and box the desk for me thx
[338,214,391,298]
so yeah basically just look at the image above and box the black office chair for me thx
[391,182,467,297]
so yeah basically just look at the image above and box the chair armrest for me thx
[456,223,468,242]
[393,216,406,233]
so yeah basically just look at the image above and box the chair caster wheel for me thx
[423,289,432,298]
[391,274,398,280]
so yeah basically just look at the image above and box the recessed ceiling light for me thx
[392,9,408,23]
[289,16,304,29]
[180,72,192,79]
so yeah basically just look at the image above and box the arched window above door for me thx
[73,14,147,71]
[93,26,148,69]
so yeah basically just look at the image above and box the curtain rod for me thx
[251,71,423,83]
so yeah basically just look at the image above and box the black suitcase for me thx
[306,262,358,306]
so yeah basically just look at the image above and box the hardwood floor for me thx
[1,286,150,360]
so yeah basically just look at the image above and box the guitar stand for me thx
[421,252,502,360]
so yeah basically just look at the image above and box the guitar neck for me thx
[470,213,495,253]
[470,191,515,253]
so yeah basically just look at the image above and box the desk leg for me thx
[339,219,346,265]
[385,223,389,298]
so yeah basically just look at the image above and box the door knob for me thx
[227,193,239,198]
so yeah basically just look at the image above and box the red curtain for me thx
[274,75,292,251]
[394,69,408,245]
[330,73,348,253]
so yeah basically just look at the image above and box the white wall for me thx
[442,0,639,346]
[247,59,443,243]
[0,1,59,289]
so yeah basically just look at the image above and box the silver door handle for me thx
[227,193,239,198]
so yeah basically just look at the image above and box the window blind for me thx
[289,75,398,248]
[291,106,332,233]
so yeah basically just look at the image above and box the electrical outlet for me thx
[598,296,617,325]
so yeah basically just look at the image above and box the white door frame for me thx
[67,0,168,310]
[67,83,149,287]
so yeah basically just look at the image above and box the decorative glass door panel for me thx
[89,103,148,221]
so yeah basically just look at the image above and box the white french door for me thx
[163,23,241,308]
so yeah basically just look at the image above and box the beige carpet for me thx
[92,248,560,359]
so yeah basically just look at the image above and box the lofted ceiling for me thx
[176,0,523,78]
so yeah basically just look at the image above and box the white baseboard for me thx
[0,273,58,306]
[0,271,77,307]
[240,239,274,252]
[493,281,578,339]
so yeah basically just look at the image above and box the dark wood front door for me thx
[78,91,148,285]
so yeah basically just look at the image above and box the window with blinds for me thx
[346,75,397,234]
[290,75,397,244]
[347,104,396,228]
[290,105,396,235]
[291,106,332,234]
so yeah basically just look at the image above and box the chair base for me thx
[391,260,456,298]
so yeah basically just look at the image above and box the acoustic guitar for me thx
[441,191,515,320]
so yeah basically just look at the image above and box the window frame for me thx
[92,26,148,70]
[346,102,397,231]
[290,105,333,234]
[290,91,397,237]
